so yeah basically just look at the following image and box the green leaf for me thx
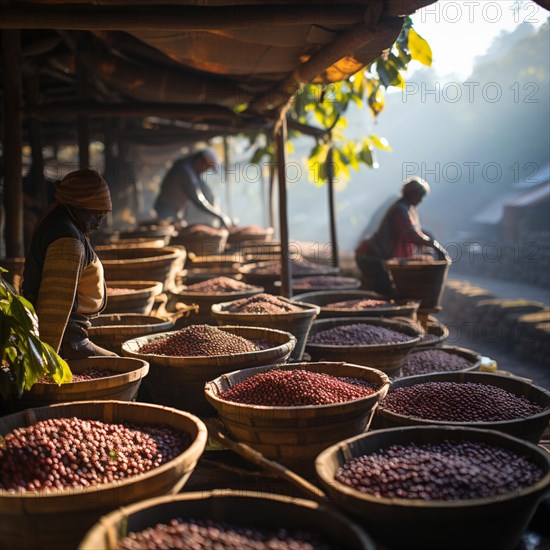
[369,134,393,152]
[408,27,432,66]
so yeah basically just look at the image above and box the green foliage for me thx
[247,18,432,186]
[0,268,72,399]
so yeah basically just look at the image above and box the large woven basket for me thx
[7,356,149,411]
[316,426,550,550]
[293,290,420,320]
[386,258,451,308]
[415,315,450,348]
[275,275,362,293]
[96,245,186,290]
[375,372,550,443]
[89,313,175,353]
[205,362,389,475]
[166,283,264,324]
[106,235,169,247]
[306,317,422,377]
[226,226,275,246]
[0,400,207,550]
[211,298,320,360]
[119,224,176,240]
[79,490,375,550]
[121,326,296,415]
[104,280,163,314]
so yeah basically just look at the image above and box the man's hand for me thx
[430,239,451,262]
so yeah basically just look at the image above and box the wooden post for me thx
[76,48,90,168]
[267,133,276,229]
[2,30,24,258]
[223,136,233,220]
[326,145,339,269]
[275,118,291,298]
[27,72,46,206]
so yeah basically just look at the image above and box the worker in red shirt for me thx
[355,176,447,295]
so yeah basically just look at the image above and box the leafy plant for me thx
[0,268,72,400]
[247,17,432,185]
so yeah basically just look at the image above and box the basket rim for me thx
[306,317,422,350]
[88,315,174,331]
[378,371,550,427]
[315,425,550,509]
[204,361,390,412]
[170,284,264,297]
[121,326,297,362]
[0,400,207,501]
[238,260,339,277]
[99,246,184,264]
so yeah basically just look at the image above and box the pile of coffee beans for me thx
[335,440,544,500]
[224,293,302,314]
[401,350,475,377]
[219,369,377,406]
[293,276,359,290]
[179,224,225,236]
[253,259,326,275]
[380,381,544,421]
[139,325,262,356]
[37,368,119,384]
[420,332,440,344]
[185,277,253,293]
[0,418,189,492]
[324,298,390,310]
[107,287,137,296]
[309,323,411,346]
[119,517,333,550]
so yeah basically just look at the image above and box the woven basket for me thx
[79,489,375,550]
[316,426,550,550]
[96,245,186,290]
[89,313,175,353]
[121,326,296,415]
[7,356,149,411]
[104,280,163,314]
[376,372,550,443]
[275,275,362,293]
[211,298,320,361]
[0,400,207,550]
[171,227,229,257]
[293,290,420,321]
[107,236,169,248]
[119,224,176,240]
[226,226,275,246]
[306,317,422,377]
[166,284,264,324]
[205,362,389,475]
[186,252,243,269]
[415,315,450,348]
[386,258,451,308]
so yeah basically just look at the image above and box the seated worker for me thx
[153,150,232,229]
[22,169,118,359]
[355,176,448,295]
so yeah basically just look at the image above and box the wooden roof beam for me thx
[0,4,368,30]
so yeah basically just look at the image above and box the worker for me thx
[153,150,232,228]
[22,169,118,359]
[355,176,449,295]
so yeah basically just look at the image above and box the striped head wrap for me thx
[54,169,112,211]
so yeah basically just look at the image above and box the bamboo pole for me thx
[2,30,24,258]
[76,48,90,169]
[0,5,365,30]
[326,145,339,269]
[275,117,291,298]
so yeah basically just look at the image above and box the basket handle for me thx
[205,419,330,507]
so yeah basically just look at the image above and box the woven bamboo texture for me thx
[293,290,420,320]
[96,245,186,290]
[106,236,168,247]
[88,313,174,353]
[211,298,320,360]
[79,489,375,550]
[306,317,422,377]
[283,276,362,293]
[0,400,207,550]
[104,280,163,314]
[121,326,296,415]
[386,258,451,309]
[205,361,389,475]
[170,228,229,257]
[166,284,264,324]
[376,372,550,443]
[119,224,176,240]
[7,356,149,412]
[415,315,450,348]
[316,426,550,550]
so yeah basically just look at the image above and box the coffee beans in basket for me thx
[219,369,377,406]
[380,382,543,422]
[401,349,474,377]
[118,518,333,550]
[0,418,189,492]
[324,298,391,310]
[138,325,263,356]
[184,277,254,293]
[309,323,411,346]
[224,293,302,314]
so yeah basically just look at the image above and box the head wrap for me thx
[54,169,112,211]
[402,176,430,197]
